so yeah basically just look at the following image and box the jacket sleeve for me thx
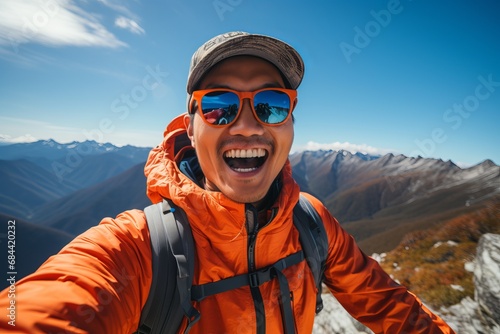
[302,194,455,334]
[0,210,153,334]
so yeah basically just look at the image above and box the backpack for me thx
[136,194,328,334]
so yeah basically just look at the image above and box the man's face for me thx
[184,56,295,205]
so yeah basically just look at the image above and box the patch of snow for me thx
[433,241,458,248]
[370,253,386,263]
[391,262,401,271]
[450,284,464,292]
[464,261,475,272]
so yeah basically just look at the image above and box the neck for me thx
[253,176,282,211]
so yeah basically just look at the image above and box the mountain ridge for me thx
[0,139,151,163]
[1,140,498,253]
[290,149,499,253]
[33,162,150,235]
[0,140,152,220]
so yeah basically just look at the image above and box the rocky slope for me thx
[313,233,500,334]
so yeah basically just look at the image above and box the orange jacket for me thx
[0,114,454,333]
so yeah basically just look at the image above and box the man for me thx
[0,31,455,333]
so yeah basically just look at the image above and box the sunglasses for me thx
[190,88,297,127]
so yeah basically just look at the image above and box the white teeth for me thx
[234,167,258,173]
[225,148,266,159]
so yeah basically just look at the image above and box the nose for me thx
[228,98,265,136]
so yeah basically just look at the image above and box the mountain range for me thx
[0,140,150,220]
[1,139,498,256]
[1,139,498,332]
[290,150,499,253]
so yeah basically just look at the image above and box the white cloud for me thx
[97,0,136,19]
[115,16,145,35]
[0,116,85,144]
[294,141,395,156]
[0,133,38,144]
[0,0,127,50]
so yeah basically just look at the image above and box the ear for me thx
[183,114,195,147]
[292,98,298,111]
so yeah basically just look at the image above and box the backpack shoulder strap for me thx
[137,194,328,333]
[293,194,329,313]
[137,199,199,334]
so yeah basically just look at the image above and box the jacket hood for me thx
[144,113,300,241]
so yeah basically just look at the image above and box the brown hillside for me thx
[379,200,500,309]
[291,150,500,254]
[350,198,493,255]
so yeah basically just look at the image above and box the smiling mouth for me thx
[224,148,268,172]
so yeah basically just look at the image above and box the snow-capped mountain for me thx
[1,142,498,254]
[290,149,499,253]
[0,139,150,163]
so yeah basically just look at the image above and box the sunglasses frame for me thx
[190,87,297,127]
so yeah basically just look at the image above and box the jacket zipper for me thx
[246,205,266,334]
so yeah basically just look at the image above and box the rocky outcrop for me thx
[438,234,500,333]
[313,233,500,334]
[313,292,372,334]
[473,233,500,331]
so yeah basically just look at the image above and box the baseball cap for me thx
[187,31,304,94]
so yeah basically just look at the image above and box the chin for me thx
[223,189,265,205]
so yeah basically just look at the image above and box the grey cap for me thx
[187,31,304,94]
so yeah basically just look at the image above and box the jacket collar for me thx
[144,114,301,239]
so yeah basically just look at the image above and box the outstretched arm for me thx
[303,193,455,333]
[0,210,152,334]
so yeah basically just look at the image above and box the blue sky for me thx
[0,0,499,167]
